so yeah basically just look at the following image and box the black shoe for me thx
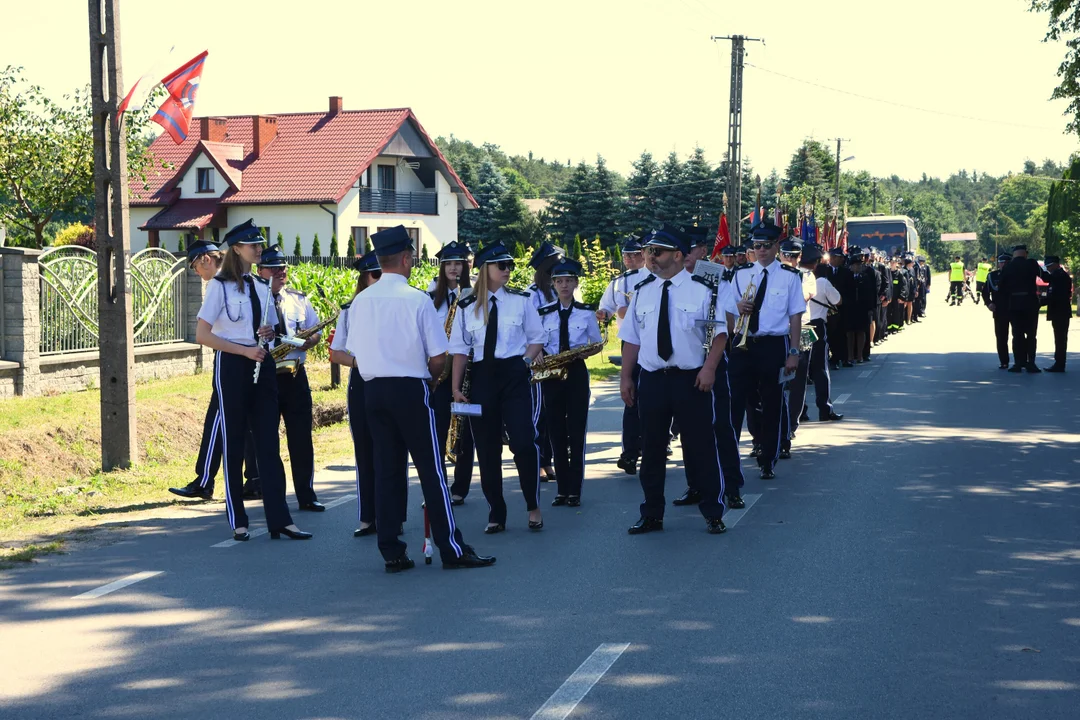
[242,484,262,500]
[1025,364,1043,374]
[551,495,568,507]
[779,447,792,460]
[169,481,213,500]
[672,488,701,506]
[726,493,745,509]
[999,363,1009,370]
[1007,365,1023,373]
[705,518,727,534]
[443,548,496,569]
[566,496,581,507]
[628,517,663,535]
[385,554,415,574]
[299,501,325,512]
[749,443,761,458]
[799,408,810,422]
[232,531,250,542]
[616,456,638,475]
[842,361,854,368]
[484,524,505,535]
[451,495,465,506]
[269,527,312,540]
[541,467,556,483]
[353,524,376,537]
[1045,365,1066,373]
[820,411,844,422]
[760,466,776,480]
[529,518,544,531]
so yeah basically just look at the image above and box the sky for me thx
[3,0,1079,183]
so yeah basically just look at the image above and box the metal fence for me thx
[39,246,186,355]
[288,255,354,269]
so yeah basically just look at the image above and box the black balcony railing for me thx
[359,189,438,215]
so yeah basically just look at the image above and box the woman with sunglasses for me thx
[526,241,563,483]
[429,241,477,506]
[194,220,310,542]
[450,243,546,533]
[330,254,404,537]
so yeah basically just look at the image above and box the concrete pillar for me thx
[0,247,42,396]
[185,269,213,371]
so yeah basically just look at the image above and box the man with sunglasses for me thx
[620,225,729,536]
[725,223,807,480]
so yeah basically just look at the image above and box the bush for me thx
[293,234,302,257]
[312,233,322,256]
[287,263,357,360]
[275,231,284,251]
[580,237,615,307]
[329,232,339,257]
[346,233,356,257]
[52,222,96,251]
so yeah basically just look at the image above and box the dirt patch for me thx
[313,400,347,428]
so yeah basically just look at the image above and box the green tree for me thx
[346,232,356,257]
[293,234,302,257]
[585,155,624,247]
[329,231,339,257]
[571,234,583,260]
[311,232,322,256]
[623,151,660,235]
[1031,1,1080,136]
[275,231,284,251]
[459,157,511,248]
[653,151,686,223]
[548,161,595,243]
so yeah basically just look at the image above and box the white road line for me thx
[834,393,851,405]
[724,493,761,528]
[858,370,872,378]
[211,528,269,548]
[531,643,630,720]
[321,493,357,510]
[73,571,162,599]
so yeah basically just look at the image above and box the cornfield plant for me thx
[407,262,438,292]
[579,237,616,308]
[287,263,357,360]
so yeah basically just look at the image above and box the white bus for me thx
[844,215,919,257]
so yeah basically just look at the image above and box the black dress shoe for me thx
[1025,364,1043,374]
[705,518,727,534]
[820,411,844,422]
[999,363,1010,369]
[233,531,250,542]
[269,527,312,540]
[529,519,544,531]
[842,361,855,368]
[1045,365,1066,373]
[353,524,376,537]
[760,466,776,480]
[242,484,262,500]
[1007,365,1023,373]
[169,481,213,500]
[779,447,791,460]
[299,501,325,512]
[541,467,557,483]
[551,495,568,506]
[672,488,701,506]
[385,554,415,574]
[484,524,505,535]
[566,496,581,507]
[451,495,465,506]
[749,443,761,458]
[443,548,496,569]
[726,493,745,509]
[799,408,810,422]
[616,456,638,475]
[628,517,663,535]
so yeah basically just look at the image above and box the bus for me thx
[844,215,919,257]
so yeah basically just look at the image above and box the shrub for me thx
[346,233,356,257]
[52,222,96,251]
[287,263,357,360]
[580,237,615,308]
[407,261,438,292]
[275,231,284,251]
[329,232,339,257]
[311,233,322,256]
[293,234,302,257]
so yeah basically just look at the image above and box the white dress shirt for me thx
[809,277,841,322]
[329,298,353,354]
[598,268,651,315]
[538,300,603,356]
[273,288,319,363]
[347,273,448,381]
[430,286,472,326]
[198,274,279,347]
[618,269,726,372]
[723,260,807,337]
[449,286,545,362]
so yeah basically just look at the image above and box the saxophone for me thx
[731,276,758,350]
[433,292,459,388]
[445,349,473,463]
[530,342,605,383]
[270,308,339,375]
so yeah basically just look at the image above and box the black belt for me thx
[645,366,700,375]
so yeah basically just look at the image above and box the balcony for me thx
[359,189,438,215]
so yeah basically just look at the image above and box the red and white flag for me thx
[151,51,208,144]
[115,46,177,121]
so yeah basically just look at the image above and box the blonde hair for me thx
[472,265,491,325]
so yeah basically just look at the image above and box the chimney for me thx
[252,115,278,157]
[199,117,228,143]
[329,96,343,116]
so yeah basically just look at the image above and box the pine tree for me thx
[275,231,284,251]
[624,151,660,235]
[346,232,356,257]
[421,243,430,263]
[459,158,512,248]
[548,161,594,243]
[587,155,624,247]
[329,232,339,257]
[653,152,685,224]
[681,146,718,231]
[177,234,186,253]
[293,234,302,257]
[571,234,583,260]
[311,232,322,256]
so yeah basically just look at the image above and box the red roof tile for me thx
[139,199,226,230]
[131,108,477,209]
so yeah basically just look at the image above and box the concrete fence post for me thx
[0,247,42,396]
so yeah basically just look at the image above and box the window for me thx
[351,227,369,255]
[196,168,214,193]
[377,165,396,191]
[405,227,420,245]
[211,228,220,243]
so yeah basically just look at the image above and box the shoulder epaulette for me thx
[284,287,305,297]
[538,302,559,316]
[340,299,353,310]
[721,269,735,282]
[634,274,657,291]
[780,264,800,274]
[619,268,640,279]
[428,290,436,299]
[252,275,270,286]
[573,301,594,311]
[735,264,754,272]
[528,284,539,292]
[506,288,531,298]
[691,274,716,290]
[459,294,478,308]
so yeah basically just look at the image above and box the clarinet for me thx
[252,277,272,384]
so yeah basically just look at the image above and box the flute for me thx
[253,276,272,384]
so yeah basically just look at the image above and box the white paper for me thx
[451,402,483,417]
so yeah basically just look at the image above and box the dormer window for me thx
[197,168,214,193]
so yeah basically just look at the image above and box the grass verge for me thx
[586,330,622,383]
[0,541,65,569]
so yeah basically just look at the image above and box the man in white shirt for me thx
[347,225,495,573]
[799,245,845,423]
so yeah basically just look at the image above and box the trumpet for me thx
[731,276,758,350]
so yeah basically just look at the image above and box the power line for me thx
[471,176,724,199]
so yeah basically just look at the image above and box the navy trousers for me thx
[543,359,590,498]
[276,365,317,506]
[711,355,744,492]
[431,378,477,499]
[621,361,642,461]
[193,388,258,491]
[728,336,787,469]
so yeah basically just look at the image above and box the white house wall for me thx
[225,205,335,255]
[177,152,227,199]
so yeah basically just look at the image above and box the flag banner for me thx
[114,46,177,122]
[711,212,730,259]
[150,51,208,145]
[152,95,194,144]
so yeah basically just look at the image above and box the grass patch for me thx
[586,330,623,383]
[0,541,65,569]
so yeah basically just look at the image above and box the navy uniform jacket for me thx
[982,269,1009,317]
[1046,267,1073,321]
[999,257,1045,313]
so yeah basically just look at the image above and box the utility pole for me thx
[89,0,137,470]
[712,34,764,246]
[831,138,850,207]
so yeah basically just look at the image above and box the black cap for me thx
[222,219,265,247]
[780,239,803,255]
[259,244,287,268]
[1045,255,1061,265]
[829,248,845,258]
[735,245,747,255]
[529,241,563,269]
[475,242,514,265]
[997,253,1011,262]
[684,226,710,248]
[621,235,643,253]
[435,241,470,263]
[352,253,381,273]
[551,258,583,278]
[186,239,218,264]
[1013,244,1028,252]
[720,246,737,257]
[644,224,691,255]
[750,222,782,242]
[371,225,414,256]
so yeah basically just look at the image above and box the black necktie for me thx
[273,293,286,347]
[245,276,262,343]
[559,307,572,353]
[484,295,498,360]
[749,268,768,335]
[657,280,673,361]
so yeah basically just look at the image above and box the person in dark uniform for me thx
[256,245,324,512]
[450,242,547,534]
[843,248,876,365]
[1042,255,1072,372]
[619,225,729,534]
[169,240,261,501]
[999,245,1046,373]
[526,241,563,483]
[916,255,931,318]
[875,250,892,344]
[827,247,853,367]
[194,220,310,542]
[538,259,603,506]
[346,225,494,572]
[725,222,807,480]
[982,253,1012,369]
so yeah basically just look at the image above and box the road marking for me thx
[725,493,761,528]
[834,393,851,404]
[211,528,269,548]
[322,493,357,510]
[531,643,630,720]
[858,371,872,378]
[73,571,162,599]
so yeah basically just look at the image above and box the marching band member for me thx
[777,239,811,459]
[450,242,546,534]
[597,236,649,475]
[347,226,494,572]
[256,245,323,511]
[428,241,477,505]
[725,223,807,480]
[169,240,261,501]
[193,220,310,542]
[538,259,602,507]
[619,225,729,536]
[527,241,562,483]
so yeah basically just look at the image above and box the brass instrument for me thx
[446,349,473,463]
[270,309,339,375]
[433,292,459,388]
[799,326,818,353]
[530,341,605,383]
[731,276,758,350]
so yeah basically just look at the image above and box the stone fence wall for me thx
[0,247,212,398]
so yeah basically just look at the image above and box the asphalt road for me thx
[1,296,1078,719]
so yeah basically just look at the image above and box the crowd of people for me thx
[169,218,937,573]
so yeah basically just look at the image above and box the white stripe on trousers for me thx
[530,381,542,508]
[213,351,236,529]
[198,409,221,489]
[421,380,463,557]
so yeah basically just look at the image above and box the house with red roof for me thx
[129,96,477,257]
